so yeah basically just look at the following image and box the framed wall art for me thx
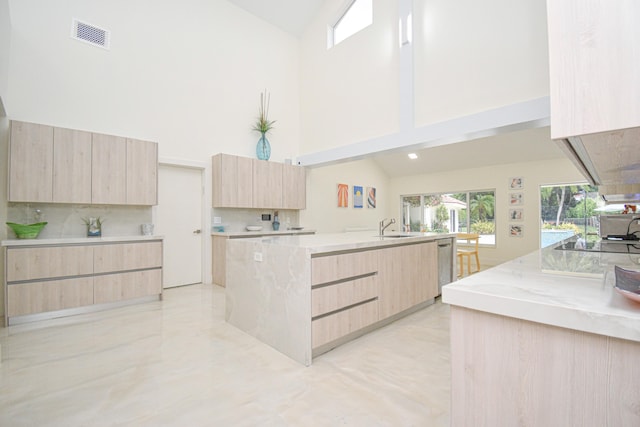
[337,183,349,207]
[509,192,524,205]
[353,185,363,208]
[509,177,524,190]
[509,208,523,221]
[367,187,376,208]
[510,224,523,237]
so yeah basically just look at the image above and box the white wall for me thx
[298,0,550,155]
[300,158,392,233]
[299,0,400,154]
[0,106,8,323]
[413,0,549,126]
[5,0,300,162]
[389,157,585,266]
[0,0,10,101]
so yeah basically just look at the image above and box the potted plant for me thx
[252,89,276,160]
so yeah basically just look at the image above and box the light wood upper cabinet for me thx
[9,121,54,202]
[282,164,306,209]
[126,138,158,205]
[212,153,253,208]
[547,0,640,139]
[91,132,127,205]
[212,153,306,209]
[8,121,158,206]
[253,160,283,208]
[53,127,92,203]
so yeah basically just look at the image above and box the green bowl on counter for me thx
[6,222,48,239]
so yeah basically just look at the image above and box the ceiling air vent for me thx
[71,19,110,49]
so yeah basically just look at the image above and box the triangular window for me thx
[329,0,373,48]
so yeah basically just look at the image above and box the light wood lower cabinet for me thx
[312,299,379,349]
[94,269,162,304]
[378,242,437,319]
[7,277,94,317]
[311,250,380,350]
[4,240,163,324]
[94,241,162,273]
[310,242,438,351]
[6,245,94,282]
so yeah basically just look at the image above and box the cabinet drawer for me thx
[94,242,162,273]
[311,251,377,285]
[312,299,379,349]
[6,246,94,282]
[94,269,162,304]
[312,275,377,317]
[7,277,94,317]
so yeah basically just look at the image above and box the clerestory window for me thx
[328,0,373,48]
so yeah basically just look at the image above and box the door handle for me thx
[193,229,202,234]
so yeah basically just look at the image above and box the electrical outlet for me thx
[261,214,271,221]
[254,252,263,262]
[213,216,222,224]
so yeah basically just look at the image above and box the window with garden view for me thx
[401,190,496,245]
[540,184,600,248]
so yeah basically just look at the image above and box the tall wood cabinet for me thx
[212,153,306,209]
[8,120,158,206]
[92,133,127,205]
[252,159,283,208]
[8,121,54,202]
[126,138,158,205]
[547,0,640,139]
[212,153,253,208]
[53,127,92,203]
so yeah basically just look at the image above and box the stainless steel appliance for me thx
[437,238,454,295]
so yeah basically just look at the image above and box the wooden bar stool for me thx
[456,233,480,277]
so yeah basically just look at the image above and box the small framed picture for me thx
[509,209,524,221]
[510,224,523,237]
[353,185,363,209]
[509,192,524,205]
[337,183,348,208]
[509,177,524,190]
[367,187,376,208]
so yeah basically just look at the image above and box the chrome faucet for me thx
[379,218,396,235]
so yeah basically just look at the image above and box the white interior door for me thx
[156,164,203,288]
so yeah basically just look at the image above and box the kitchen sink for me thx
[375,234,412,238]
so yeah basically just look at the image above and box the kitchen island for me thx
[442,240,640,426]
[225,231,455,366]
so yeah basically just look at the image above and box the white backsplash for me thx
[6,203,152,239]
[211,208,300,233]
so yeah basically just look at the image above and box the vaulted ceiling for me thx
[226,1,566,177]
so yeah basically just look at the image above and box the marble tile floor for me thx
[0,284,451,426]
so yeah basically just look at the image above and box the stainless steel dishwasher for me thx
[437,238,454,295]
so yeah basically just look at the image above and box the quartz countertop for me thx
[1,235,164,247]
[442,241,640,343]
[227,231,456,255]
[211,229,316,237]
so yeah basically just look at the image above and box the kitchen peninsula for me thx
[442,240,640,426]
[225,232,455,366]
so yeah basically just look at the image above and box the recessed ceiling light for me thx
[408,153,418,160]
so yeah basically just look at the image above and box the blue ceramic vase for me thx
[256,133,271,160]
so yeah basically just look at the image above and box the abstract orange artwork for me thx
[337,183,348,207]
